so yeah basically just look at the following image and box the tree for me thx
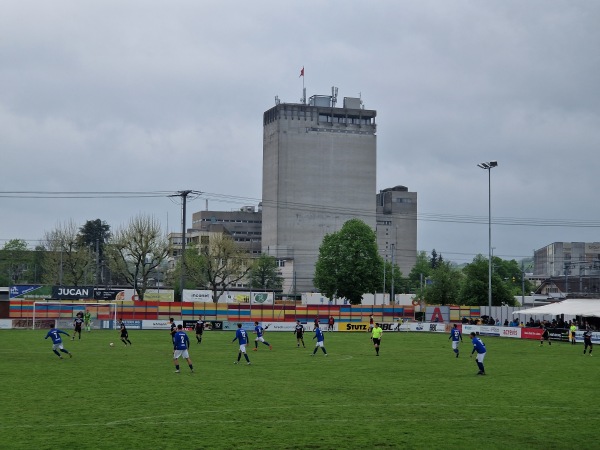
[314,219,382,305]
[0,239,31,285]
[200,234,252,303]
[106,214,169,300]
[493,258,534,298]
[407,251,432,293]
[78,219,111,258]
[168,244,208,299]
[430,249,439,269]
[459,254,516,306]
[42,220,94,286]
[425,261,463,305]
[382,260,404,298]
[249,254,283,290]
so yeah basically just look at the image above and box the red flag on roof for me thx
[299,67,304,77]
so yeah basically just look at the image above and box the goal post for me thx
[32,302,118,330]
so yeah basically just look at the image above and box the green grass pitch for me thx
[0,328,597,449]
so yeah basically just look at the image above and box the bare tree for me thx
[106,214,169,300]
[42,220,93,286]
[202,234,251,303]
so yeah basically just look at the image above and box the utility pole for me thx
[179,190,192,297]
[169,190,201,300]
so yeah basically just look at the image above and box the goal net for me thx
[32,302,118,330]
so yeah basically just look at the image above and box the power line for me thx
[2,189,600,228]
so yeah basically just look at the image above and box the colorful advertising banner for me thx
[9,285,48,298]
[94,289,125,301]
[183,290,273,304]
[181,320,223,331]
[338,322,369,332]
[51,286,95,300]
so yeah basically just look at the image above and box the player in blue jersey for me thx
[232,323,251,365]
[172,324,194,373]
[252,321,272,351]
[469,332,486,375]
[311,326,328,356]
[45,328,73,359]
[449,324,463,357]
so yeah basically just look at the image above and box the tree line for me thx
[313,219,533,306]
[0,214,282,302]
[1,216,532,305]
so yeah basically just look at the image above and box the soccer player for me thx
[72,313,84,340]
[119,319,132,346]
[328,316,335,331]
[539,326,551,346]
[169,317,177,343]
[232,323,251,365]
[449,324,463,357]
[312,326,328,356]
[45,328,72,359]
[294,320,305,348]
[368,315,374,333]
[84,310,92,332]
[583,327,593,356]
[469,332,486,375]
[172,324,194,373]
[372,322,383,356]
[195,316,205,344]
[570,323,577,345]
[253,321,272,351]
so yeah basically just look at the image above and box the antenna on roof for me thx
[332,86,338,107]
[275,95,280,105]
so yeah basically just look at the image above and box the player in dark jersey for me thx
[72,314,84,340]
[294,320,305,348]
[169,318,177,343]
[119,319,132,346]
[583,327,593,356]
[539,326,551,346]
[195,317,205,344]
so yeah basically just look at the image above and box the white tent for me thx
[513,299,600,318]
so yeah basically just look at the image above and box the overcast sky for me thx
[2,1,599,265]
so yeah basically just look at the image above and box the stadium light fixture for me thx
[478,160,498,309]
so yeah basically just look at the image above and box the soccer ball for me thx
[109,343,114,347]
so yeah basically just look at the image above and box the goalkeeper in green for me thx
[84,310,92,332]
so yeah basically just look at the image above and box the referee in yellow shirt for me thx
[372,323,383,356]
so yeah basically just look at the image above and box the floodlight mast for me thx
[478,161,498,309]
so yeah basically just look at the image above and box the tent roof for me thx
[514,299,600,318]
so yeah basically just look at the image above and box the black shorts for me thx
[296,333,303,339]
[74,326,82,332]
[121,332,128,338]
[372,338,381,345]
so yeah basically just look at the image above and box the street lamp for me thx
[477,160,498,308]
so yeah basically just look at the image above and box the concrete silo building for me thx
[261,91,377,293]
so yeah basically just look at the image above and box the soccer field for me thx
[1,328,597,449]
